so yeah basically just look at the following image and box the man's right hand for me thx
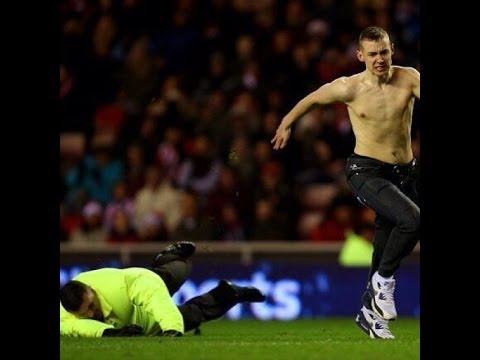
[271,125,291,150]
[102,324,144,337]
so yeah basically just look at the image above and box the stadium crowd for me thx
[60,0,420,244]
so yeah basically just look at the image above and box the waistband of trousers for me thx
[348,153,416,169]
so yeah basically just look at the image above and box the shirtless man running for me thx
[271,26,420,339]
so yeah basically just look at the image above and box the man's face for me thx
[356,37,394,76]
[72,287,104,322]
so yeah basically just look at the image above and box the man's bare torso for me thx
[344,66,417,164]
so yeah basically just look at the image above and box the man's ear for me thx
[356,49,364,62]
[391,42,395,56]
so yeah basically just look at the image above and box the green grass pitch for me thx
[60,318,420,360]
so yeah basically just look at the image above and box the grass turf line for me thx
[61,318,420,360]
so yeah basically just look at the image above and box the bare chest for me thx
[348,86,413,124]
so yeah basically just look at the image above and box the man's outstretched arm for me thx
[60,303,113,337]
[60,318,113,338]
[271,77,351,150]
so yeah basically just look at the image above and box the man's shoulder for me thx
[74,267,121,280]
[393,65,420,76]
[328,74,361,100]
[332,73,364,91]
[392,66,420,89]
[336,72,362,84]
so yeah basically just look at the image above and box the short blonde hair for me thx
[359,26,390,47]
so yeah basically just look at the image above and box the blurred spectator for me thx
[230,34,256,78]
[308,197,355,242]
[206,165,250,221]
[64,143,124,205]
[107,208,140,243]
[104,180,135,229]
[89,14,122,105]
[254,160,290,220]
[194,90,229,153]
[172,191,212,242]
[211,203,246,241]
[257,110,281,142]
[70,201,108,244]
[227,133,256,186]
[263,29,294,88]
[60,193,84,236]
[117,35,160,113]
[137,212,169,242]
[60,63,92,134]
[251,198,287,241]
[253,140,274,168]
[288,43,316,99]
[226,90,262,136]
[316,47,348,84]
[137,114,162,165]
[155,126,184,180]
[151,6,200,73]
[150,75,198,130]
[176,134,222,196]
[123,141,147,195]
[194,51,229,102]
[134,165,182,234]
[92,100,127,143]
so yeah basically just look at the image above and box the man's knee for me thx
[158,260,192,281]
[151,260,192,295]
[178,303,204,332]
[397,206,420,234]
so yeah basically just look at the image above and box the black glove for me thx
[102,324,144,337]
[161,330,183,337]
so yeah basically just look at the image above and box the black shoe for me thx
[218,279,266,303]
[152,241,196,267]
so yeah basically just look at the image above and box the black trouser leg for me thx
[361,216,393,308]
[178,282,239,332]
[368,217,394,279]
[348,176,420,278]
[149,258,192,296]
[395,179,420,260]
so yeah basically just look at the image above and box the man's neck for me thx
[364,68,393,86]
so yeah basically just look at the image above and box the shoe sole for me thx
[152,242,196,267]
[355,314,375,339]
[355,312,395,340]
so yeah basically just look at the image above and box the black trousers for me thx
[149,259,238,332]
[345,154,420,279]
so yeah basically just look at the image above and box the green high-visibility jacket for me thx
[60,267,184,337]
[339,231,373,267]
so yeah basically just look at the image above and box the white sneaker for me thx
[355,306,395,339]
[368,271,397,320]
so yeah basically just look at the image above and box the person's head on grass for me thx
[60,280,104,321]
